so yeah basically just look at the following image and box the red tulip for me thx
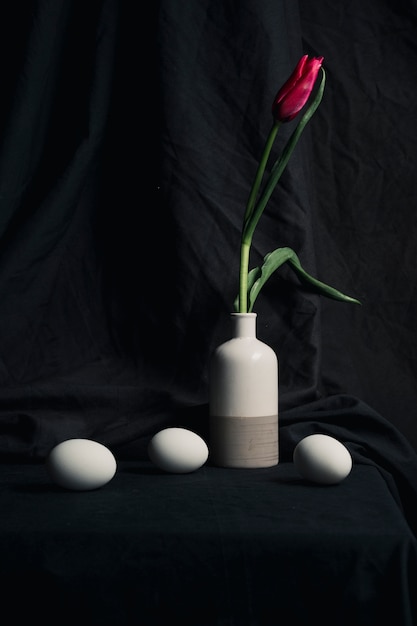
[272,55,324,123]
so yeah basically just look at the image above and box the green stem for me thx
[238,121,280,313]
[238,241,251,313]
[243,121,280,225]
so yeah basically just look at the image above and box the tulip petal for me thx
[274,55,308,104]
[272,55,324,123]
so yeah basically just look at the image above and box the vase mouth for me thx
[230,312,257,318]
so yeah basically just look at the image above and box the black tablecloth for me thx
[1,424,417,626]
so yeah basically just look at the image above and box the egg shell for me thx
[293,434,352,485]
[46,438,117,491]
[148,427,209,473]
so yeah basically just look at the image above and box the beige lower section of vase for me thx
[209,413,279,468]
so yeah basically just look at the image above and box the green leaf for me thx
[235,246,361,312]
[242,69,326,245]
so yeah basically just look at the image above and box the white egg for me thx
[148,427,209,473]
[46,438,117,491]
[293,433,352,485]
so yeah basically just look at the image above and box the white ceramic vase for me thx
[209,312,279,468]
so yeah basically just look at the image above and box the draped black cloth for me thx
[1,396,417,626]
[0,0,416,459]
[1,3,417,624]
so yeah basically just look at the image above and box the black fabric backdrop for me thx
[0,0,416,461]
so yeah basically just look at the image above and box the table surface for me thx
[1,460,416,626]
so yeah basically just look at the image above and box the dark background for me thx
[0,0,416,461]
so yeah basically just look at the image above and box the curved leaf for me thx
[236,246,361,312]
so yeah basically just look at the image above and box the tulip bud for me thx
[272,55,324,123]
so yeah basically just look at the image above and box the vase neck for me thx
[230,312,257,338]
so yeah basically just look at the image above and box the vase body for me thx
[209,312,279,468]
